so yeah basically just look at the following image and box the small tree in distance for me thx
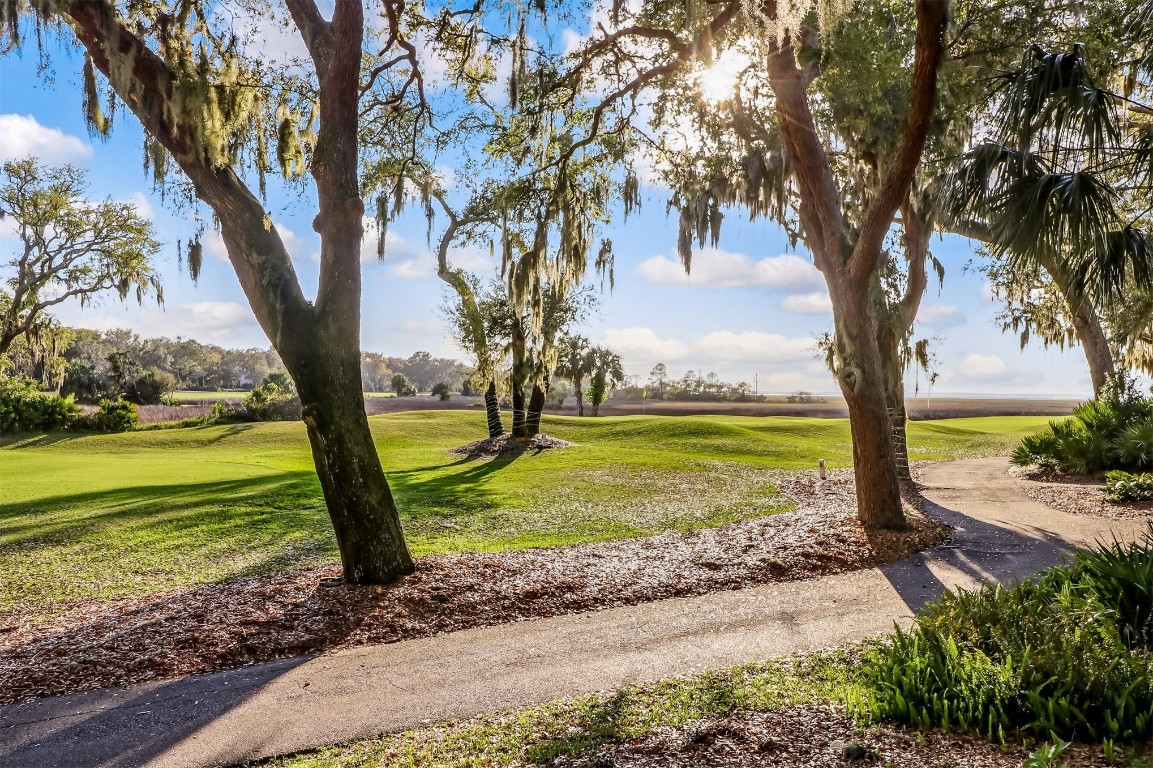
[588,347,624,417]
[390,373,417,397]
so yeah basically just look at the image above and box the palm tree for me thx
[555,335,592,416]
[941,16,1153,392]
[588,346,624,417]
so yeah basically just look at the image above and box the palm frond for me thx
[991,170,1118,264]
[993,45,1120,164]
[1069,226,1153,303]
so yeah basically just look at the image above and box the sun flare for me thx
[695,51,751,104]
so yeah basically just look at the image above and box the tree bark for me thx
[63,0,415,582]
[484,379,504,439]
[876,313,912,481]
[510,322,529,439]
[296,349,413,583]
[1041,256,1117,394]
[763,1,945,529]
[574,379,585,417]
[832,284,907,527]
[525,383,546,436]
[1070,298,1117,395]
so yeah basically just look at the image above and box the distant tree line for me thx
[630,363,762,403]
[6,327,471,404]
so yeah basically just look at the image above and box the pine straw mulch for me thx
[548,706,1113,768]
[0,469,945,706]
[1008,465,1153,520]
[449,433,575,458]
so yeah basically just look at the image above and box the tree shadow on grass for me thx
[387,452,525,519]
[0,473,323,549]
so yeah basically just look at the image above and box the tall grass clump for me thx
[858,531,1153,743]
[1012,373,1153,475]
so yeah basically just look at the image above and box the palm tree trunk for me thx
[525,383,546,436]
[574,380,585,417]
[484,379,504,439]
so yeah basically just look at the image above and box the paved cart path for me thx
[1,458,1144,768]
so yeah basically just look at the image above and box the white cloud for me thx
[0,114,91,164]
[56,301,264,347]
[916,304,966,327]
[637,249,824,292]
[389,259,434,279]
[124,192,155,220]
[400,318,445,335]
[949,353,1014,385]
[980,282,998,301]
[598,327,815,367]
[780,291,832,315]
[204,231,229,262]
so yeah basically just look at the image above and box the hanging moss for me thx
[187,235,203,282]
[82,53,111,136]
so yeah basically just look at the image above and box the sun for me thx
[696,51,750,104]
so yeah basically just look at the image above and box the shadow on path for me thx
[0,656,307,768]
[874,498,1078,614]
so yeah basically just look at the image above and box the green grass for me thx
[0,412,1049,619]
[259,649,866,768]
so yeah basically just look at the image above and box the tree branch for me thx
[850,0,948,285]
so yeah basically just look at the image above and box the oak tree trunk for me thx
[877,320,912,481]
[63,0,417,583]
[484,379,504,439]
[296,354,414,583]
[1071,300,1117,395]
[1038,253,1117,395]
[832,286,907,529]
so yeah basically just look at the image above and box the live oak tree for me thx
[373,49,623,442]
[0,159,161,358]
[0,0,453,582]
[568,0,950,527]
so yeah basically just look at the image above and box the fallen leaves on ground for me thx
[0,468,944,706]
[1008,466,1153,519]
[550,706,1112,768]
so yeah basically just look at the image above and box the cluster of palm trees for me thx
[555,335,625,417]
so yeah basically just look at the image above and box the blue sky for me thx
[0,23,1100,397]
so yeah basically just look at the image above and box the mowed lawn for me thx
[0,412,1049,618]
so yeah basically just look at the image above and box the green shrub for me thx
[1106,471,1153,503]
[390,372,417,397]
[0,375,81,433]
[430,382,452,401]
[89,398,139,432]
[242,383,302,421]
[1011,373,1153,474]
[130,367,177,405]
[858,532,1153,744]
